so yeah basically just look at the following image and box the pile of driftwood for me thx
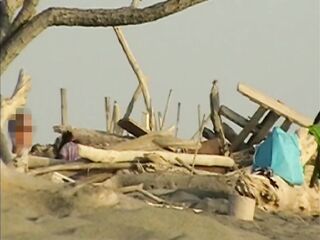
[1,27,319,217]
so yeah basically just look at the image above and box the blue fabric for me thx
[253,127,303,185]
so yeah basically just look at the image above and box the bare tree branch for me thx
[3,0,24,20]
[8,0,39,37]
[0,1,11,41]
[0,0,207,76]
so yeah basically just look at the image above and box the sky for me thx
[1,0,319,144]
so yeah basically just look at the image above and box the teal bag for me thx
[253,127,303,185]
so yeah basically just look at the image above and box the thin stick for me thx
[113,27,153,129]
[124,85,141,119]
[197,104,201,130]
[120,183,165,203]
[60,88,68,126]
[29,162,133,176]
[191,114,206,174]
[175,102,181,137]
[160,89,173,130]
[104,97,112,133]
[153,109,159,131]
[191,115,210,140]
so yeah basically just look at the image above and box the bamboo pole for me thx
[160,89,173,130]
[60,88,68,126]
[104,97,112,133]
[113,27,153,129]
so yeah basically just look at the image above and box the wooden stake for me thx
[210,80,229,155]
[60,88,68,126]
[157,112,163,131]
[112,101,122,135]
[104,97,112,133]
[175,102,181,137]
[160,89,173,130]
[197,104,201,130]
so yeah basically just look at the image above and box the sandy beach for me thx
[1,169,319,240]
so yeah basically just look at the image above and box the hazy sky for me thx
[1,0,319,144]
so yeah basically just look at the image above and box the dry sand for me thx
[1,168,319,240]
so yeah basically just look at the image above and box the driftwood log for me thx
[78,144,235,167]
[235,171,320,215]
[1,69,31,128]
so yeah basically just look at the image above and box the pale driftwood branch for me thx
[120,183,166,203]
[1,0,207,75]
[160,89,173,130]
[235,172,320,215]
[113,26,153,129]
[0,69,31,165]
[60,88,68,126]
[1,69,31,128]
[78,144,235,167]
[210,80,229,155]
[0,129,13,164]
[29,162,133,175]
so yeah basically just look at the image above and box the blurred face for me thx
[8,112,33,155]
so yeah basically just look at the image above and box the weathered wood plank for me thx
[231,106,267,152]
[219,105,260,133]
[247,111,280,146]
[118,118,149,137]
[280,118,292,131]
[238,83,313,127]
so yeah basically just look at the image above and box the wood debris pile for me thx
[1,28,319,218]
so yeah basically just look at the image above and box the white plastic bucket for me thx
[228,194,256,221]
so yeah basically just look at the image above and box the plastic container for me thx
[228,194,256,221]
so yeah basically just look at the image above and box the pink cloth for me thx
[59,142,79,161]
